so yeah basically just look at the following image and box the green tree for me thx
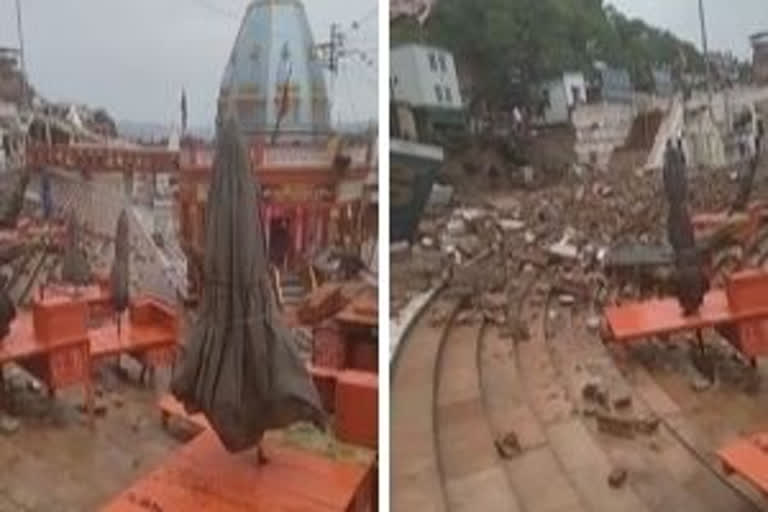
[391,0,708,110]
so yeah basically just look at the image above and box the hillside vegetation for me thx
[392,0,706,109]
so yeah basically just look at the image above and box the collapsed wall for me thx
[572,103,634,170]
[573,95,671,171]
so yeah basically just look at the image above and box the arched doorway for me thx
[269,216,292,269]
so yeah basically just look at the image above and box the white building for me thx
[391,44,463,109]
[539,72,587,125]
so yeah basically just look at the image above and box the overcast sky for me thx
[0,0,377,127]
[608,0,768,60]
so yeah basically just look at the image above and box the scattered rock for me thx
[548,240,579,260]
[112,394,125,408]
[596,412,635,438]
[0,414,20,435]
[690,375,713,393]
[612,392,632,410]
[586,316,601,331]
[79,400,108,417]
[420,237,435,248]
[428,183,454,209]
[636,416,661,435]
[494,431,521,459]
[499,219,526,232]
[524,231,536,244]
[608,467,628,488]
[581,378,607,405]
[27,380,42,393]
[558,294,576,306]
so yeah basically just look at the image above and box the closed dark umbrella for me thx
[60,211,91,291]
[0,171,29,229]
[41,171,52,220]
[663,145,706,316]
[171,115,325,454]
[0,275,16,341]
[110,210,130,336]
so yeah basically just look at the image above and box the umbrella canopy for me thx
[109,210,130,313]
[171,115,325,453]
[60,211,91,286]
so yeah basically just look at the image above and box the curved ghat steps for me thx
[542,297,757,511]
[393,274,765,511]
[391,298,453,511]
[435,322,521,511]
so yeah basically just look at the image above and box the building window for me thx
[434,85,443,102]
[439,55,447,72]
[428,53,437,71]
[445,86,453,103]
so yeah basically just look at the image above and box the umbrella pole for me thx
[258,444,269,466]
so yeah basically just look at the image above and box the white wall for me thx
[540,72,586,125]
[542,80,569,124]
[391,44,463,109]
[563,72,586,105]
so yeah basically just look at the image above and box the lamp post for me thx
[698,0,713,110]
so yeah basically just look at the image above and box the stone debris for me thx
[494,431,521,459]
[26,380,42,393]
[596,411,660,438]
[612,392,633,410]
[608,467,628,488]
[586,316,601,331]
[499,219,526,232]
[0,414,20,435]
[596,412,636,438]
[690,375,713,393]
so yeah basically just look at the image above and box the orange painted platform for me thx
[605,291,736,340]
[101,431,374,511]
[718,433,768,496]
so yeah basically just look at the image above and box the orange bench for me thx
[90,296,179,383]
[718,433,768,497]
[0,298,94,425]
[604,269,768,359]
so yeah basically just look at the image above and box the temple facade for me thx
[178,0,374,296]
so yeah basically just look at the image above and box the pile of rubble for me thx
[392,158,768,315]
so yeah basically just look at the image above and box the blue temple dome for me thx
[219,0,331,136]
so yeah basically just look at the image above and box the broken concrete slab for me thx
[596,412,636,438]
[548,239,579,260]
[499,219,526,232]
